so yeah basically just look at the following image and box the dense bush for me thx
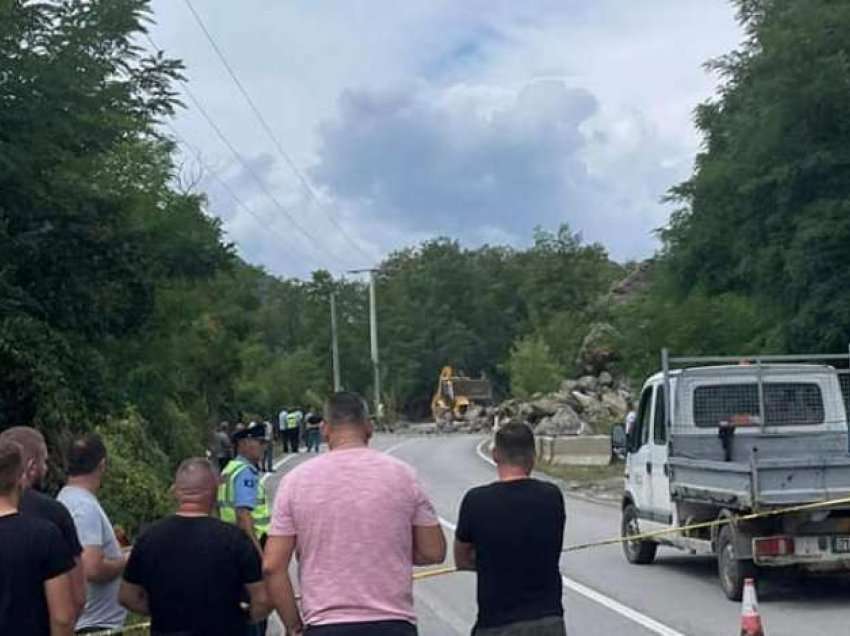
[97,412,173,535]
[505,336,564,400]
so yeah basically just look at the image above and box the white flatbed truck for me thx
[617,351,850,600]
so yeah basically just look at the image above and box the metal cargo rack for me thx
[659,349,850,512]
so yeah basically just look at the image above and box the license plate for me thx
[833,536,850,553]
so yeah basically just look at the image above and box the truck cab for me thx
[622,371,677,534]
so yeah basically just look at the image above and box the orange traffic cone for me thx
[739,578,765,636]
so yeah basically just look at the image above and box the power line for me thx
[181,0,375,263]
[145,33,348,271]
[164,122,305,272]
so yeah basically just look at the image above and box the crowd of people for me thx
[0,391,567,636]
[212,409,324,475]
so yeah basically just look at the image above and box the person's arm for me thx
[454,490,476,570]
[453,539,476,571]
[234,527,270,624]
[233,466,262,552]
[120,535,151,616]
[236,508,262,554]
[54,506,87,618]
[81,545,126,583]
[66,499,126,584]
[413,524,446,565]
[45,572,76,636]
[68,557,86,617]
[245,581,271,624]
[118,581,149,616]
[410,474,446,565]
[263,535,303,635]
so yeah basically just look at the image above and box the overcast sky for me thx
[148,1,742,278]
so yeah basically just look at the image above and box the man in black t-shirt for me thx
[0,426,86,616]
[119,457,269,635]
[455,422,566,636]
[0,439,77,636]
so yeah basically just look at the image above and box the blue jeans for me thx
[307,428,320,452]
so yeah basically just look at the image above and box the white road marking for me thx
[260,452,300,486]
[561,578,684,636]
[384,438,417,455]
[473,437,685,636]
[476,438,495,466]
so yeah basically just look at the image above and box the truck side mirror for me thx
[611,424,627,459]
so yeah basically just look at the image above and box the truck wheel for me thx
[717,525,757,601]
[622,503,657,564]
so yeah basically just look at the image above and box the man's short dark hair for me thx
[66,433,107,477]
[0,440,23,496]
[494,422,535,468]
[324,392,369,427]
[0,426,44,464]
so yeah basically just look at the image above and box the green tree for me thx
[663,0,850,353]
[0,0,191,431]
[506,335,563,399]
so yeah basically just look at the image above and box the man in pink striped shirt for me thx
[264,392,446,636]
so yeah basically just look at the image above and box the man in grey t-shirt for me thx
[58,433,127,633]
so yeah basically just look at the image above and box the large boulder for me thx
[601,390,628,419]
[580,401,610,433]
[535,406,585,436]
[576,322,621,376]
[529,397,562,418]
[598,371,614,387]
[559,379,578,394]
[571,390,595,412]
[577,375,598,393]
[518,402,535,421]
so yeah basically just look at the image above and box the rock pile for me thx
[495,372,632,436]
[437,369,634,436]
[435,287,645,435]
[437,405,497,434]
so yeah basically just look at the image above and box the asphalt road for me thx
[265,434,850,635]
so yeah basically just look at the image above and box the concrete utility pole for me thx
[368,271,380,415]
[330,292,341,392]
[349,268,381,415]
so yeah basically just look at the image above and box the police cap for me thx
[232,425,267,443]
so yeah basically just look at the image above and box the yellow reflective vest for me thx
[217,457,270,538]
[286,411,301,430]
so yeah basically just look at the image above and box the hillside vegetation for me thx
[2,0,848,531]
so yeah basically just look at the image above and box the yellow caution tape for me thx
[414,565,459,580]
[566,494,850,553]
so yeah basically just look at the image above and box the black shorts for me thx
[305,620,417,635]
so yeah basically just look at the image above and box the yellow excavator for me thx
[431,366,494,422]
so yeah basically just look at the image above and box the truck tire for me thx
[717,525,757,601]
[622,503,657,564]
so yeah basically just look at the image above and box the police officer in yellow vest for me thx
[283,409,302,454]
[217,425,271,554]
[218,425,271,635]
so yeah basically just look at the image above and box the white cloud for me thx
[149,0,741,275]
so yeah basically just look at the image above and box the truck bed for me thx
[669,431,850,509]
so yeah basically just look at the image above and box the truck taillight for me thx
[754,536,795,557]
